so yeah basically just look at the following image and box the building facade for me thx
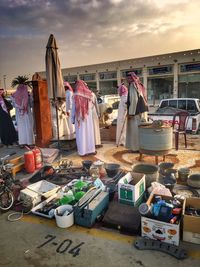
[41,49,200,106]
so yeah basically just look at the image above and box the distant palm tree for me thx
[11,75,32,88]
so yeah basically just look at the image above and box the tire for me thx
[0,190,14,211]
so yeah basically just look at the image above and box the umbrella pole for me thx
[55,103,60,149]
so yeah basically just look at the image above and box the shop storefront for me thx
[178,63,200,98]
[55,49,200,99]
[99,71,117,95]
[147,66,173,105]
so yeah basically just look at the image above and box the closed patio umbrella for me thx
[45,34,65,99]
[45,34,65,146]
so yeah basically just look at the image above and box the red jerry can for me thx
[24,151,35,173]
[32,147,42,170]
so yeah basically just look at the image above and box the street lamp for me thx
[3,75,7,90]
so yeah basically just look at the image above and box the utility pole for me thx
[3,75,7,90]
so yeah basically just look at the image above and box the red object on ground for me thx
[24,151,35,173]
[32,147,42,169]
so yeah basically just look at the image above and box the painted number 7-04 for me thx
[37,234,85,257]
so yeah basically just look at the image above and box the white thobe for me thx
[12,95,35,145]
[125,83,147,151]
[66,90,75,138]
[116,94,127,146]
[125,83,140,151]
[51,102,69,139]
[71,96,95,156]
[91,93,101,146]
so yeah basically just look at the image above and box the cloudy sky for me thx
[0,0,200,88]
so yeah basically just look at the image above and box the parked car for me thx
[148,98,200,134]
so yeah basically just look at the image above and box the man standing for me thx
[12,84,35,147]
[64,81,75,139]
[125,72,148,152]
[116,80,128,146]
[71,80,96,156]
[0,88,18,147]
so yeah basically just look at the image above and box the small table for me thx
[139,149,168,165]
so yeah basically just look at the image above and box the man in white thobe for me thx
[12,84,35,146]
[125,72,148,152]
[71,80,96,156]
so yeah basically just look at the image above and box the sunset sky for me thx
[0,0,200,88]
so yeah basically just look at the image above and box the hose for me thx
[7,199,33,222]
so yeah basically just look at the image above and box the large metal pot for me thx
[138,125,172,155]
[132,163,159,188]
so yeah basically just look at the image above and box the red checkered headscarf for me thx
[118,82,128,96]
[64,81,74,93]
[127,72,147,103]
[13,84,29,113]
[74,80,92,120]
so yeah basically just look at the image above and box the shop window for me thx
[178,74,200,98]
[99,72,117,80]
[64,75,77,82]
[180,63,200,72]
[79,74,95,81]
[147,77,173,105]
[99,80,118,95]
[148,66,173,75]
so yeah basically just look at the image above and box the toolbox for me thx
[74,191,109,228]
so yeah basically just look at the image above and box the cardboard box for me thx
[118,172,145,206]
[141,194,184,246]
[100,125,116,141]
[183,197,200,244]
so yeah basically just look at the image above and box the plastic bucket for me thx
[54,205,74,228]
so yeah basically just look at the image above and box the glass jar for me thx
[92,160,106,178]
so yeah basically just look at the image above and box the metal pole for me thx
[3,75,6,90]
